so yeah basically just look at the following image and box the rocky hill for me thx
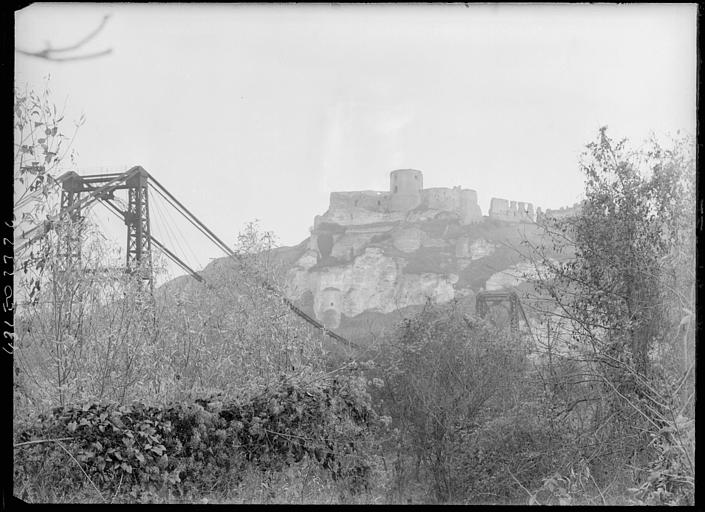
[284,216,553,342]
[160,169,574,346]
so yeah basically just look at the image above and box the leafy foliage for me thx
[381,300,531,502]
[521,128,695,505]
[15,374,379,502]
[154,221,327,401]
[14,79,82,213]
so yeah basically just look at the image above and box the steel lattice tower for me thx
[58,172,84,273]
[125,168,153,293]
[54,168,154,293]
[476,290,525,333]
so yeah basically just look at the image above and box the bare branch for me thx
[55,441,107,503]
[16,47,113,62]
[16,15,113,62]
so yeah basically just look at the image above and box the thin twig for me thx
[588,471,607,505]
[15,48,113,62]
[110,471,124,504]
[599,376,660,431]
[55,441,106,503]
[13,437,74,448]
[50,15,112,53]
[506,467,534,502]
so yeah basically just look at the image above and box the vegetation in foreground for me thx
[12,84,695,504]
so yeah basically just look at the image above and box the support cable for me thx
[99,197,205,285]
[154,189,202,271]
[149,181,227,256]
[147,174,361,350]
[151,190,188,273]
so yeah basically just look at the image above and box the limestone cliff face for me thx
[287,247,457,328]
[485,261,538,291]
[285,207,542,329]
[485,259,557,291]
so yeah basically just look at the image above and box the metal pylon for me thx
[58,172,84,273]
[476,290,527,333]
[54,167,154,294]
[125,168,153,294]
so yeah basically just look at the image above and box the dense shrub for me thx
[14,374,379,502]
[381,300,532,502]
[451,400,568,504]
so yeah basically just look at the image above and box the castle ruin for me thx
[320,168,540,225]
[321,169,487,225]
[536,201,584,222]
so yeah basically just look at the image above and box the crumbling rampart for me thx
[319,169,483,229]
[536,201,583,222]
[329,191,390,211]
[317,169,585,235]
[488,197,535,223]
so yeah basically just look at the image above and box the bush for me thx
[451,400,567,504]
[14,373,380,503]
[382,300,531,502]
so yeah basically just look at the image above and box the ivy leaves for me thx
[16,375,378,500]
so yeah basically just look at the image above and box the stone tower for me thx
[389,169,423,212]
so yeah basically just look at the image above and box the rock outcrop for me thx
[283,169,554,329]
[288,247,458,328]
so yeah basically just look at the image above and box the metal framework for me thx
[22,167,155,292]
[58,172,84,272]
[124,169,153,287]
[475,289,531,334]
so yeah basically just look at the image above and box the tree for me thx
[12,81,171,411]
[14,80,86,303]
[14,80,83,220]
[523,127,695,504]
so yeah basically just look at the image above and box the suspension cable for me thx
[147,174,361,350]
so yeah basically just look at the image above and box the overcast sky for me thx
[15,3,697,278]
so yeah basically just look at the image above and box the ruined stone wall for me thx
[543,201,583,220]
[389,193,421,212]
[329,191,390,211]
[423,187,460,211]
[319,169,545,230]
[459,189,483,224]
[318,208,406,227]
[489,197,535,222]
[419,187,482,224]
[489,198,511,221]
